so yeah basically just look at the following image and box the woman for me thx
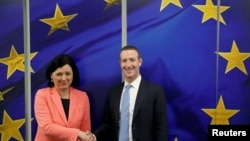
[34,54,92,141]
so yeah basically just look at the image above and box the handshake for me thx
[78,130,96,141]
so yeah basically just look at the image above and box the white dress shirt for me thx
[121,75,141,141]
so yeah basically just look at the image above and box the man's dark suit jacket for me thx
[94,78,167,141]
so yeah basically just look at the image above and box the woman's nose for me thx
[61,74,67,80]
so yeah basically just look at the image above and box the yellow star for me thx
[0,45,38,79]
[193,0,229,25]
[40,3,78,35]
[0,87,14,101]
[217,40,250,75]
[0,110,25,141]
[104,0,120,11]
[160,0,182,11]
[202,95,239,125]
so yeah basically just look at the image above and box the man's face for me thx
[120,49,142,83]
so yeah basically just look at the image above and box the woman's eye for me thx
[56,73,63,76]
[66,73,71,76]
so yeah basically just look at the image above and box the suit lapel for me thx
[114,84,124,122]
[133,79,147,119]
[50,87,68,125]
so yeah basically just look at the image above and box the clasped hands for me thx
[78,130,95,141]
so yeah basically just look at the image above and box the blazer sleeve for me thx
[154,84,168,141]
[79,91,91,131]
[93,95,113,140]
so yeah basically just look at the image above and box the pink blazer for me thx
[34,87,91,141]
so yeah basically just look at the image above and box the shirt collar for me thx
[124,75,141,89]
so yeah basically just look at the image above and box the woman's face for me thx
[51,64,73,91]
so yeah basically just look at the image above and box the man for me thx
[92,45,167,141]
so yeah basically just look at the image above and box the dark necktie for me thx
[119,84,132,141]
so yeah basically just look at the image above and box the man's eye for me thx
[130,59,135,62]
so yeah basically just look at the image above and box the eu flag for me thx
[0,0,123,140]
[0,0,250,141]
[126,0,250,141]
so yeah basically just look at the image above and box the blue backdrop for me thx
[0,0,250,141]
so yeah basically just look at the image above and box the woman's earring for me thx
[51,79,53,82]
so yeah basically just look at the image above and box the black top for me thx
[61,99,70,120]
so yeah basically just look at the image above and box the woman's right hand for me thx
[78,130,90,141]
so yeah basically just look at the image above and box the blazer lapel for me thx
[68,87,76,123]
[50,88,68,125]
